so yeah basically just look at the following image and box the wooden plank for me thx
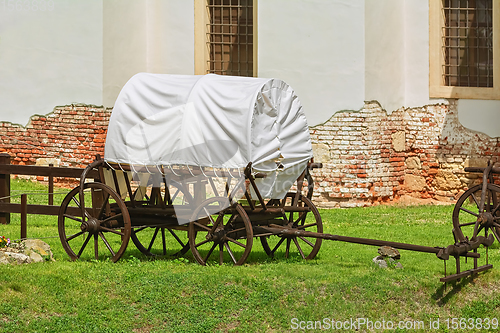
[0,164,99,178]
[0,202,82,216]
[0,153,11,224]
[20,194,27,239]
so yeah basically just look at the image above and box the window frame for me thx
[429,0,500,99]
[194,0,258,76]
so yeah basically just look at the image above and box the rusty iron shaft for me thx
[260,225,483,259]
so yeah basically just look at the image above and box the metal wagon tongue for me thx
[255,224,494,283]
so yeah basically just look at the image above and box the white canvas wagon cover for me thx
[104,73,313,198]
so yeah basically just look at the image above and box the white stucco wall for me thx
[365,0,447,112]
[103,0,194,107]
[257,0,365,126]
[364,0,405,112]
[1,0,498,137]
[457,100,500,137]
[0,0,103,126]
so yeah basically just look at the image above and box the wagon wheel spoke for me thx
[203,243,218,263]
[293,237,306,259]
[492,228,500,243]
[99,226,125,236]
[77,233,92,258]
[219,243,224,265]
[491,203,500,216]
[148,228,160,252]
[65,231,85,242]
[94,233,99,260]
[294,212,308,227]
[192,221,212,232]
[207,210,224,234]
[470,192,480,207]
[459,207,479,217]
[71,196,92,220]
[298,236,315,248]
[285,238,291,258]
[169,229,191,257]
[478,224,485,234]
[297,223,317,230]
[99,232,115,257]
[226,227,246,236]
[63,214,83,223]
[270,237,286,255]
[194,238,212,248]
[224,242,237,264]
[459,221,478,227]
[161,228,167,255]
[168,229,186,249]
[226,236,246,248]
[473,224,484,239]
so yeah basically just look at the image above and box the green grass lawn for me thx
[0,179,499,332]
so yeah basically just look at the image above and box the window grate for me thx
[207,0,253,77]
[442,0,493,87]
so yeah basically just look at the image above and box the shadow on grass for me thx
[432,275,479,305]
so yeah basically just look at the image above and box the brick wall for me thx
[0,105,111,168]
[309,100,500,207]
[2,102,499,206]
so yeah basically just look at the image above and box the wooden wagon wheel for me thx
[131,181,193,256]
[452,183,500,244]
[58,182,131,262]
[260,193,323,260]
[188,197,253,265]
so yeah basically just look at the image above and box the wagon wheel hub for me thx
[478,212,494,227]
[81,217,101,234]
[207,229,226,243]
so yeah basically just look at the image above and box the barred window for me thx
[443,0,493,87]
[206,0,253,76]
[430,0,499,99]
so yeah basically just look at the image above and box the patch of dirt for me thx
[391,195,454,207]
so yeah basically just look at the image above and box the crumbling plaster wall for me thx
[309,100,499,207]
[0,105,110,168]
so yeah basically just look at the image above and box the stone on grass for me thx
[0,251,32,264]
[378,246,401,260]
[373,246,403,269]
[21,239,55,262]
[0,239,55,265]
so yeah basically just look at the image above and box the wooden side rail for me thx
[0,163,99,178]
